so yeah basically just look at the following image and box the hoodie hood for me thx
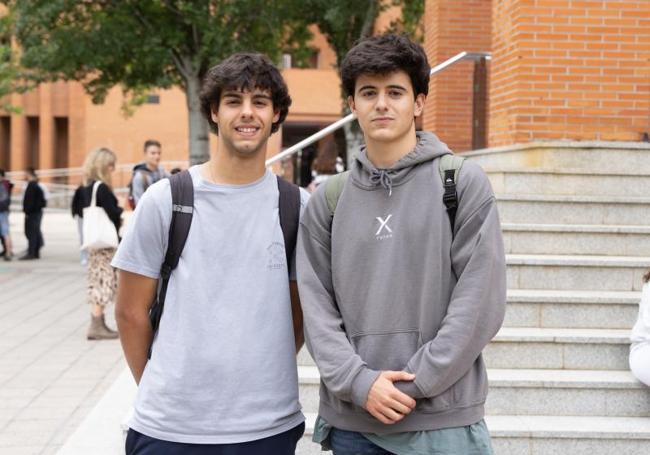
[352,131,452,196]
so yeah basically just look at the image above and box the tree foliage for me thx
[1,0,313,162]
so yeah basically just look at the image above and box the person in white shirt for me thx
[630,270,650,386]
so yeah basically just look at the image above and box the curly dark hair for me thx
[644,270,650,283]
[200,53,291,135]
[341,34,430,99]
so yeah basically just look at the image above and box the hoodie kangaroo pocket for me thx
[350,329,421,372]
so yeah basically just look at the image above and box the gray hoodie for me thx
[297,131,506,434]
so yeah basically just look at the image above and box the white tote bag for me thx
[81,181,119,251]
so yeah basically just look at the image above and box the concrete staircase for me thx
[296,142,650,454]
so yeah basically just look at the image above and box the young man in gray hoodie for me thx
[297,34,507,454]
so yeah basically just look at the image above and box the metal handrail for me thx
[265,51,491,167]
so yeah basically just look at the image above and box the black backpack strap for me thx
[148,170,194,358]
[277,176,300,275]
[438,155,465,235]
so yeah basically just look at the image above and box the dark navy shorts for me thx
[125,422,305,455]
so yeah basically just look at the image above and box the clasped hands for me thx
[364,371,417,424]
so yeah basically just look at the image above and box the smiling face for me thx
[348,70,425,151]
[211,88,280,157]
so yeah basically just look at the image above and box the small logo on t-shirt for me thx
[375,214,393,241]
[267,242,286,270]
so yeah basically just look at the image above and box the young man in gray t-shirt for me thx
[113,53,307,454]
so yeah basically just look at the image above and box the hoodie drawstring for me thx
[370,169,395,197]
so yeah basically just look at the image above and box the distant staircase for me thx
[296,141,650,455]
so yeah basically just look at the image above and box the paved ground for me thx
[0,210,126,455]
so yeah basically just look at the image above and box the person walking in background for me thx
[71,184,88,266]
[128,139,168,208]
[630,270,650,387]
[20,168,46,260]
[0,169,14,261]
[0,169,14,260]
[81,148,123,340]
[307,140,344,193]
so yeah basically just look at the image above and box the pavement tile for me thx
[0,211,124,454]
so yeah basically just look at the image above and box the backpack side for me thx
[324,171,350,217]
[277,176,301,271]
[148,170,194,358]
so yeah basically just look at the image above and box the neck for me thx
[201,141,267,185]
[365,126,417,169]
[146,163,157,171]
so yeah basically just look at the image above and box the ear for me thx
[273,109,280,124]
[210,103,219,124]
[347,95,357,114]
[414,93,426,117]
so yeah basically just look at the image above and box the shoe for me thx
[18,254,36,261]
[3,254,12,261]
[87,314,119,340]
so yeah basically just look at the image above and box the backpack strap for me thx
[148,170,194,359]
[438,154,465,234]
[277,176,301,273]
[325,171,350,216]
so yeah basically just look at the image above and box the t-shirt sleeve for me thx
[111,179,172,279]
[289,187,311,281]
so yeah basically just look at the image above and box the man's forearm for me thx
[116,312,153,385]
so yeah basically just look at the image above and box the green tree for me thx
[304,0,424,166]
[2,0,312,164]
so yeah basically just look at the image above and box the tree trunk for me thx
[185,74,210,165]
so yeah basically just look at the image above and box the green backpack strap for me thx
[325,171,350,216]
[438,154,465,233]
[325,157,464,231]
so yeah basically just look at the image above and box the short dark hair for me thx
[200,53,291,135]
[144,139,161,151]
[341,34,430,99]
[26,167,37,178]
[0,169,5,178]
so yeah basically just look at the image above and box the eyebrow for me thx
[357,84,408,92]
[222,91,272,100]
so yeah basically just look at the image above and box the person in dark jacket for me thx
[20,168,46,260]
[81,147,123,340]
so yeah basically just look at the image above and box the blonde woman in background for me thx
[630,270,650,386]
[81,148,123,340]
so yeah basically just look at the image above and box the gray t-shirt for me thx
[112,166,308,444]
[132,165,168,205]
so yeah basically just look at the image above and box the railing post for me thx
[472,56,488,150]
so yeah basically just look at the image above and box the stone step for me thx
[297,413,650,455]
[502,223,650,256]
[298,367,648,418]
[486,327,630,370]
[505,289,639,329]
[487,369,648,417]
[488,415,650,455]
[465,140,650,175]
[496,194,650,225]
[486,169,650,198]
[506,254,650,292]
[299,327,632,371]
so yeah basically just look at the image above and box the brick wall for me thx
[422,0,492,152]
[489,0,650,146]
